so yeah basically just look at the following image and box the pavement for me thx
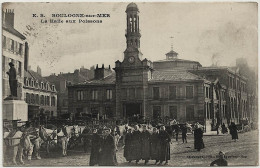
[4,129,259,167]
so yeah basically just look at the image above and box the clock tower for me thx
[114,3,153,119]
[123,2,143,65]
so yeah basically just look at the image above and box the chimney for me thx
[24,42,29,71]
[96,64,98,69]
[108,65,111,69]
[4,9,15,27]
[94,64,112,80]
[37,66,42,76]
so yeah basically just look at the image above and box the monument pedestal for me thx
[3,100,28,121]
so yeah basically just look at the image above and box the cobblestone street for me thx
[11,130,258,167]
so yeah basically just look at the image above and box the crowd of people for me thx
[124,125,171,165]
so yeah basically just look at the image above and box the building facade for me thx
[44,67,94,116]
[68,3,253,131]
[23,67,57,119]
[2,9,28,100]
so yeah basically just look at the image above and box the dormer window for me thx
[52,85,55,91]
[41,82,44,89]
[46,83,49,90]
[31,80,34,87]
[26,78,29,87]
[35,81,38,88]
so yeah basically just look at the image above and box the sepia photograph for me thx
[1,1,259,167]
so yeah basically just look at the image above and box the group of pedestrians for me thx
[89,128,117,166]
[124,125,171,165]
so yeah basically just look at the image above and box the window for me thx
[153,87,160,100]
[129,88,135,99]
[136,87,142,99]
[31,94,35,104]
[19,43,23,55]
[26,93,30,104]
[2,36,6,49]
[51,96,56,106]
[26,79,29,87]
[92,90,98,100]
[31,80,34,87]
[18,61,22,77]
[105,107,113,118]
[47,96,50,106]
[153,106,161,119]
[77,91,84,101]
[169,86,176,99]
[2,56,5,73]
[186,105,194,121]
[106,89,113,100]
[35,95,39,105]
[169,106,177,119]
[10,39,14,52]
[121,88,127,100]
[40,95,44,105]
[186,86,194,99]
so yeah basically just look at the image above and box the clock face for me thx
[128,56,135,63]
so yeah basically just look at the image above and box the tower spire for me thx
[125,3,141,49]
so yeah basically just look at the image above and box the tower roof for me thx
[126,2,139,12]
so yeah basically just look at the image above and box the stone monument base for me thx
[3,100,28,121]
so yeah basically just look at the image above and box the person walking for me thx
[89,129,100,166]
[229,122,238,142]
[181,124,188,143]
[150,127,160,165]
[131,125,142,164]
[99,128,117,166]
[158,126,171,165]
[194,124,204,151]
[140,125,151,165]
[124,129,133,162]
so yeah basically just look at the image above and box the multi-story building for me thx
[68,3,254,131]
[2,9,28,100]
[23,66,57,119]
[44,67,94,116]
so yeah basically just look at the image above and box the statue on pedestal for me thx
[6,62,18,99]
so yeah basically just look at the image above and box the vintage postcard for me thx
[1,2,258,167]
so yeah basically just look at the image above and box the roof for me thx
[2,23,26,40]
[166,50,178,55]
[25,70,48,83]
[126,2,139,12]
[149,69,203,82]
[77,72,116,86]
[153,58,201,64]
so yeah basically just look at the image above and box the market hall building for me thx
[68,3,252,131]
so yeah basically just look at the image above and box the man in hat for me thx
[6,62,17,97]
[99,128,117,166]
[89,129,101,166]
[210,151,228,166]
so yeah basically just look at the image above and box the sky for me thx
[3,2,258,76]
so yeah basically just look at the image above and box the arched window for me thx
[31,80,34,87]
